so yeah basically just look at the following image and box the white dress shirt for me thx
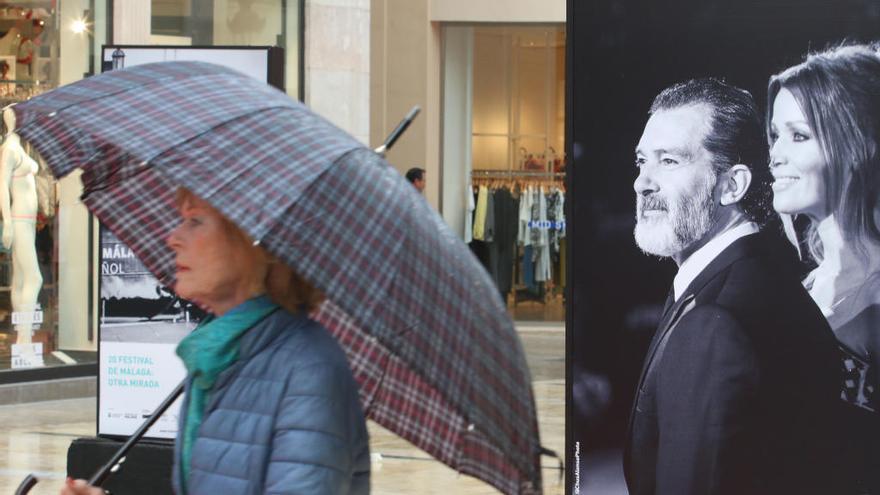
[673,222,760,301]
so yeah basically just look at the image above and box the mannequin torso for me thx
[0,110,43,348]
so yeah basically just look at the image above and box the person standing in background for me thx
[406,167,425,194]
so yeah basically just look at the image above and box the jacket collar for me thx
[673,222,759,300]
[675,230,767,306]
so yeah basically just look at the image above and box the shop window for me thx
[443,24,567,323]
[0,2,108,373]
[150,0,301,99]
[471,26,566,174]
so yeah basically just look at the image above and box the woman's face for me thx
[769,88,828,220]
[166,195,265,315]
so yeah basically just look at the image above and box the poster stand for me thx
[62,45,285,495]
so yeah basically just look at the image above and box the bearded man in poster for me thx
[623,78,841,495]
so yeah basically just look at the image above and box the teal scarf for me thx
[175,295,279,492]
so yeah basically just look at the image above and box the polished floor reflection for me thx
[0,326,564,494]
[508,294,565,322]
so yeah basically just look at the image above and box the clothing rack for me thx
[471,170,566,190]
[467,171,567,308]
[471,169,566,179]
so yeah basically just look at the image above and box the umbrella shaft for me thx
[88,381,186,486]
[381,105,420,151]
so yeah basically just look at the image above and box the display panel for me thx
[0,2,109,374]
[97,45,282,438]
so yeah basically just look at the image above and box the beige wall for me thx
[371,0,441,207]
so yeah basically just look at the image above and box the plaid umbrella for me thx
[12,61,542,495]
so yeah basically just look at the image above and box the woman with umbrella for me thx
[17,60,542,495]
[62,189,371,494]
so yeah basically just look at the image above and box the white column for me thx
[58,0,90,86]
[441,26,473,240]
[57,171,94,350]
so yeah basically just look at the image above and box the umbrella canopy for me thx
[13,61,542,495]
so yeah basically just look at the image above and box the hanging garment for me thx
[557,189,566,240]
[473,184,489,241]
[530,187,542,247]
[484,189,496,243]
[493,187,519,297]
[523,244,536,292]
[547,189,566,260]
[535,187,552,283]
[518,185,534,246]
[464,183,476,243]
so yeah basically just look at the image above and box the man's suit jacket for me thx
[624,231,842,495]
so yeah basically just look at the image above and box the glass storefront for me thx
[443,24,566,322]
[0,1,109,373]
[150,0,301,99]
[1,1,301,376]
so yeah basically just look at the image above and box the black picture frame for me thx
[566,1,880,492]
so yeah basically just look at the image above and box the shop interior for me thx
[0,3,64,369]
[466,25,566,322]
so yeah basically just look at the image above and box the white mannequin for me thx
[0,107,42,345]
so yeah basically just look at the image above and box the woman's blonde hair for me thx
[174,188,324,314]
[768,44,880,262]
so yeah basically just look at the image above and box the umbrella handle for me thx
[88,380,186,487]
[13,474,37,495]
[540,446,564,482]
[374,105,420,157]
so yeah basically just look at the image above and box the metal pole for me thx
[88,380,185,486]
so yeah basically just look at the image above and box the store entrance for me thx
[442,24,566,323]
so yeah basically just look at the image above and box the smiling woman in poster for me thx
[768,43,880,493]
[0,107,43,347]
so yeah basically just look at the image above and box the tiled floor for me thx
[0,327,565,495]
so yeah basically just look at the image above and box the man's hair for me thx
[405,167,425,183]
[768,43,880,262]
[650,78,773,226]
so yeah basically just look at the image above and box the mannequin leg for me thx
[11,221,42,345]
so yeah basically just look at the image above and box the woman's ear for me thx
[719,164,752,206]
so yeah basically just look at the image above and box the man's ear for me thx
[719,164,752,206]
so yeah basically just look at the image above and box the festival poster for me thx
[97,47,280,438]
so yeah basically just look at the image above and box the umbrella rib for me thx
[80,104,296,199]
[27,71,241,118]
[80,157,155,200]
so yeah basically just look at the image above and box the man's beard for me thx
[633,177,718,258]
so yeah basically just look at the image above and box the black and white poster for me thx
[98,226,195,438]
[567,1,880,493]
[97,46,284,439]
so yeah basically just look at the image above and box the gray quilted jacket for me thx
[171,308,370,494]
